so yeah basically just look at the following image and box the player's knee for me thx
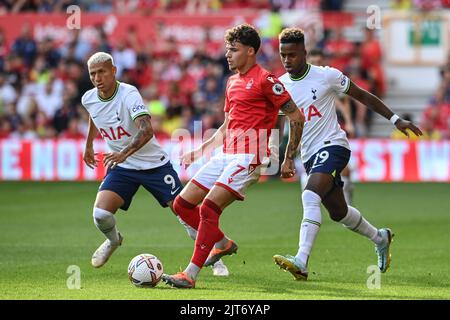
[173,195,193,215]
[200,199,222,222]
[93,207,114,224]
[328,206,348,222]
[302,190,321,209]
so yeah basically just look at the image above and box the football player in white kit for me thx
[82,52,229,276]
[272,28,423,280]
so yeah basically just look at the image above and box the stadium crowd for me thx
[0,0,448,140]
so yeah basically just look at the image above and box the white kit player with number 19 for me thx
[272,28,422,281]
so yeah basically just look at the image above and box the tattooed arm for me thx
[103,114,154,169]
[280,99,305,178]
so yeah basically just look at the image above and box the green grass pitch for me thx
[0,180,449,300]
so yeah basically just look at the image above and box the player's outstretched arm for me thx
[346,81,423,138]
[83,116,99,169]
[180,113,229,168]
[103,114,154,169]
[280,100,305,178]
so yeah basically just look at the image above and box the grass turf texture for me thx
[0,180,449,300]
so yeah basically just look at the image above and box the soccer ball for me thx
[127,254,163,288]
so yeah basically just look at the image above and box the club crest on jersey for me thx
[246,78,254,89]
[272,83,284,95]
[311,88,317,100]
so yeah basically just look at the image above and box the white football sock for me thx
[340,206,383,244]
[185,263,201,280]
[295,190,322,266]
[93,207,120,244]
[341,176,353,205]
[214,236,231,249]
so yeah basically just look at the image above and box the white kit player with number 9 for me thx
[81,52,230,276]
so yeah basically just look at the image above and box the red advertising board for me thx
[0,138,448,182]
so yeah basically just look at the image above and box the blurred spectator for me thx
[11,24,37,68]
[324,28,354,72]
[344,54,371,137]
[35,76,63,119]
[0,117,12,138]
[39,37,61,69]
[112,39,137,79]
[61,29,92,63]
[0,28,8,71]
[360,29,386,98]
[60,117,85,139]
[436,64,450,105]
[420,104,450,139]
[0,72,17,108]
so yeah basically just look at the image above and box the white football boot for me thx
[91,233,123,268]
[212,259,230,276]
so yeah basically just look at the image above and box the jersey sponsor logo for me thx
[246,78,254,89]
[132,104,147,113]
[272,83,285,95]
[99,126,132,140]
[300,105,323,121]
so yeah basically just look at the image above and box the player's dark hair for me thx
[225,24,261,53]
[279,28,305,45]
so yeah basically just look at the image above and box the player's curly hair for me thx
[279,28,305,45]
[225,24,261,53]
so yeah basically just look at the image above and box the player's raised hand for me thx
[280,158,296,179]
[180,149,201,169]
[395,119,423,138]
[103,152,127,169]
[83,147,97,169]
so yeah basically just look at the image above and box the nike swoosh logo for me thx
[92,115,98,119]
[311,164,323,169]
[171,187,181,195]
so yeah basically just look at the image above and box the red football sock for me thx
[173,195,200,230]
[191,199,225,268]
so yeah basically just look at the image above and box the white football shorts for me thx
[191,153,262,200]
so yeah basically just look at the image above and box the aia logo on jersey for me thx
[100,126,131,140]
[300,105,322,121]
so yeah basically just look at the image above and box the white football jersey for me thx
[81,81,169,170]
[279,64,350,162]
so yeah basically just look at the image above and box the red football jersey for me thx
[223,64,291,162]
